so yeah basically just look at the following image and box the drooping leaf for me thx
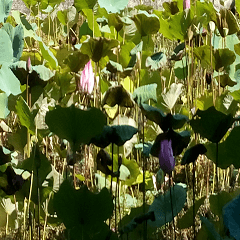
[102,85,134,108]
[214,48,236,72]
[91,125,138,147]
[133,84,157,105]
[216,74,237,88]
[132,11,160,37]
[106,60,123,73]
[9,61,54,87]
[45,105,106,151]
[190,106,234,143]
[205,126,240,169]
[98,0,129,13]
[64,51,89,73]
[80,37,119,62]
[0,197,17,228]
[145,52,167,71]
[181,144,207,165]
[148,184,187,228]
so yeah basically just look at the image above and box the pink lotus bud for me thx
[158,139,175,174]
[183,0,190,10]
[26,57,31,73]
[80,61,95,94]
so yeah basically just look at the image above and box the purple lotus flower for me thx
[80,60,95,94]
[158,139,175,174]
[183,0,190,10]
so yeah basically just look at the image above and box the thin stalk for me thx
[6,213,8,235]
[169,176,176,240]
[192,161,196,239]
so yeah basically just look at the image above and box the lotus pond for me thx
[0,0,240,239]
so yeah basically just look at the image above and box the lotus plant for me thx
[79,60,95,94]
[158,138,175,174]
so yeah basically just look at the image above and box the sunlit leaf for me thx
[133,84,157,105]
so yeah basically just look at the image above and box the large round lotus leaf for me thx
[214,48,236,72]
[148,184,187,228]
[98,0,129,13]
[102,85,134,108]
[0,63,21,96]
[132,11,160,37]
[190,106,234,143]
[54,180,113,230]
[151,130,190,157]
[91,125,138,147]
[0,0,12,23]
[133,84,157,105]
[205,126,240,169]
[145,52,167,71]
[181,144,207,165]
[80,37,119,62]
[178,196,205,229]
[45,105,106,151]
[9,61,54,87]
[215,74,237,88]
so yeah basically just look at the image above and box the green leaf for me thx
[15,96,35,134]
[39,41,58,69]
[0,0,13,23]
[205,126,240,169]
[106,60,123,73]
[45,105,106,151]
[237,1,240,15]
[91,125,138,147]
[102,85,134,108]
[133,84,157,105]
[0,93,10,119]
[98,0,129,13]
[54,180,113,229]
[132,11,160,37]
[64,51,89,73]
[148,184,187,228]
[0,63,21,96]
[80,37,118,62]
[21,0,37,8]
[194,45,214,69]
[214,48,236,72]
[178,196,205,229]
[74,0,97,11]
[181,144,207,165]
[190,106,234,143]
[145,52,167,71]
[215,74,237,88]
[0,28,13,63]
